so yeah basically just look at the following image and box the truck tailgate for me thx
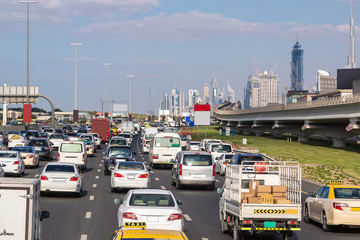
[241,204,301,221]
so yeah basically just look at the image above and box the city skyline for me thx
[0,0,358,113]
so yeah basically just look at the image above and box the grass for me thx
[181,126,360,184]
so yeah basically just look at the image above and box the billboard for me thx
[194,104,210,126]
[113,104,128,113]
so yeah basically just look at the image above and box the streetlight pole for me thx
[100,99,104,117]
[19,1,38,104]
[70,43,82,110]
[146,83,152,115]
[127,74,134,113]
[102,63,111,113]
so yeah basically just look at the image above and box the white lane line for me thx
[216,179,219,182]
[89,195,95,201]
[95,176,99,179]
[142,158,145,160]
[93,184,97,188]
[201,238,208,240]
[160,186,166,190]
[97,169,101,172]
[80,234,87,240]
[99,164,102,166]
[34,174,39,177]
[150,171,154,173]
[183,214,192,221]
[155,178,159,181]
[85,212,92,219]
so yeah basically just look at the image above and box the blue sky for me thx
[0,0,357,113]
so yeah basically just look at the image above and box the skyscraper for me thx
[290,41,304,91]
[211,76,218,107]
[346,0,356,68]
[227,81,235,103]
[316,70,337,93]
[179,89,185,115]
[203,83,210,104]
[188,89,194,107]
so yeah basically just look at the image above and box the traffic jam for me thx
[0,119,360,240]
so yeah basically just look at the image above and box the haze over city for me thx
[0,0,358,113]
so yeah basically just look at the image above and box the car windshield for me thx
[0,153,17,158]
[211,144,232,152]
[14,148,33,153]
[29,140,47,146]
[117,162,144,170]
[45,165,75,172]
[51,135,64,139]
[118,134,131,139]
[109,147,131,157]
[190,142,200,146]
[183,154,212,166]
[60,143,82,153]
[334,188,360,199]
[155,137,180,147]
[129,194,175,207]
[8,131,19,134]
[111,139,127,145]
[238,156,264,165]
[44,129,53,133]
[67,133,78,137]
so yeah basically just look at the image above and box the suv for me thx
[28,138,53,160]
[26,130,41,140]
[103,145,136,175]
[171,151,215,190]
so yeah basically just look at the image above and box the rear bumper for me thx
[111,178,149,189]
[328,209,360,226]
[179,179,215,186]
[40,180,80,192]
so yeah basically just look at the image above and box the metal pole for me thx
[70,43,82,110]
[126,75,134,113]
[102,63,111,113]
[100,99,103,117]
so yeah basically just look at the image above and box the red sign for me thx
[73,110,79,122]
[23,104,32,123]
[194,104,210,111]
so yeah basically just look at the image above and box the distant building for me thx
[290,41,304,91]
[188,89,194,107]
[179,89,185,115]
[286,90,309,104]
[211,76,218,107]
[227,81,235,103]
[203,83,210,104]
[316,70,337,93]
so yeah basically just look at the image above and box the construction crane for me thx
[271,59,279,74]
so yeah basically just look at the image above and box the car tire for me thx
[322,212,332,232]
[111,187,116,193]
[282,231,293,240]
[76,188,82,198]
[175,180,182,189]
[304,205,311,223]
[208,183,215,190]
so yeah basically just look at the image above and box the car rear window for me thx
[55,129,63,133]
[211,144,232,152]
[111,139,127,145]
[14,148,33,153]
[238,156,264,164]
[117,162,145,170]
[29,140,47,146]
[155,137,180,147]
[60,143,83,153]
[45,165,75,172]
[334,188,360,199]
[129,194,175,207]
[183,154,212,166]
[225,154,234,159]
[109,147,131,157]
[51,135,64,139]
[67,132,78,137]
[0,153,17,158]
[190,142,200,146]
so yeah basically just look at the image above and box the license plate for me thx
[193,174,201,178]
[127,175,135,179]
[351,207,360,211]
[147,216,159,222]
[53,178,66,182]
[16,144,23,146]
[264,222,276,228]
[35,147,42,151]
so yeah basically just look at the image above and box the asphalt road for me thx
[20,134,360,240]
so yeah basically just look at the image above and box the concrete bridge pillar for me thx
[298,137,309,143]
[255,132,263,137]
[243,130,251,135]
[332,139,346,148]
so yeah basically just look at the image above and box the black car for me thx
[26,130,41,140]
[230,153,265,165]
[28,138,53,160]
[103,145,136,175]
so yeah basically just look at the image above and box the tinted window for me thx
[129,194,175,207]
[313,186,325,198]
[0,153,17,158]
[235,155,264,164]
[155,137,180,147]
[117,163,145,170]
[183,154,212,166]
[55,129,63,133]
[211,144,232,152]
[60,143,82,153]
[334,188,360,199]
[109,147,131,157]
[29,140,47,146]
[45,165,75,172]
[14,148,33,153]
[320,187,330,198]
[225,154,234,159]
[51,135,64,139]
[27,132,39,137]
[190,142,200,146]
[111,139,127,145]
[67,133,78,137]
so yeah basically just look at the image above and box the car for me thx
[20,130,28,137]
[13,146,40,168]
[207,143,233,160]
[229,153,265,164]
[28,138,53,160]
[77,128,88,134]
[79,134,97,151]
[104,145,136,175]
[117,133,133,145]
[303,180,360,231]
[179,135,189,150]
[79,139,95,157]
[185,141,200,151]
[171,151,216,190]
[40,132,50,139]
[108,226,189,240]
[215,153,235,176]
[62,125,73,134]
[110,162,150,192]
[115,189,184,231]
[142,140,151,153]
[0,151,25,176]
[108,137,127,148]
[88,132,102,149]
[199,139,222,151]
[25,130,41,140]
[43,128,55,135]
[49,134,67,149]
[54,129,64,134]
[40,162,83,197]
[8,134,29,149]
[58,141,88,173]
[67,132,79,141]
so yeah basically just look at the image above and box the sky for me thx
[0,0,358,114]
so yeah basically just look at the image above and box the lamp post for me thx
[102,63,111,113]
[19,0,38,104]
[70,43,82,110]
[127,74,134,113]
[146,83,152,115]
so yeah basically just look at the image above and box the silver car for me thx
[171,151,215,190]
[215,153,235,176]
[0,151,25,176]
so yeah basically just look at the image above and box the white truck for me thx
[218,161,301,240]
[0,178,49,240]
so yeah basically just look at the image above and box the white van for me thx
[207,143,233,160]
[58,141,87,172]
[149,132,181,167]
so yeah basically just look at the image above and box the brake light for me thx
[333,202,349,211]
[22,141,25,143]
[29,155,33,159]
[41,175,48,180]
[223,162,227,165]
[209,151,211,154]
[138,174,148,178]
[153,154,158,159]
[168,213,182,221]
[58,153,60,161]
[82,153,85,162]
[13,161,19,165]
[70,177,78,181]
[179,164,183,175]
[45,146,50,149]
[123,212,138,220]
[114,173,124,178]
[144,144,146,147]
[213,165,215,176]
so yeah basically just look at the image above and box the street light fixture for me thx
[18,0,38,104]
[126,74,134,113]
[103,63,111,113]
[70,43,82,110]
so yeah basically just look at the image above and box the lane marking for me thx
[160,186,166,190]
[150,171,154,173]
[302,190,308,194]
[95,176,99,179]
[85,212,92,219]
[80,234,87,240]
[97,169,101,172]
[99,164,102,166]
[201,238,208,240]
[183,214,192,221]
[89,195,94,201]
[155,178,159,181]
[216,179,219,182]
[34,174,39,177]
[93,184,97,188]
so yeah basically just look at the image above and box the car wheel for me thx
[111,187,116,193]
[208,183,215,190]
[175,180,182,189]
[322,212,332,232]
[76,188,82,198]
[304,205,311,223]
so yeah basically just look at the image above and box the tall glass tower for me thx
[290,41,304,91]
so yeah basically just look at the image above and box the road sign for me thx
[194,104,210,126]
[185,116,190,123]
[0,86,39,103]
[189,121,194,127]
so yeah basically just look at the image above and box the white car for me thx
[49,134,66,149]
[208,143,233,160]
[142,140,150,153]
[67,132,79,141]
[185,141,201,151]
[88,133,102,149]
[8,135,29,149]
[110,162,150,192]
[0,151,25,176]
[116,189,184,231]
[0,165,4,177]
[215,153,235,175]
[79,134,97,151]
[40,162,83,197]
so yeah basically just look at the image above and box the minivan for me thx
[58,141,87,172]
[149,132,181,168]
[171,151,215,190]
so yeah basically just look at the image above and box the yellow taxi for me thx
[304,180,360,231]
[111,125,118,135]
[108,222,189,240]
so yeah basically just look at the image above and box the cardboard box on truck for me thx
[249,181,259,194]
[256,185,272,194]
[272,186,286,193]
[274,199,291,204]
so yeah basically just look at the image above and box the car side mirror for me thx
[114,198,122,204]
[176,200,183,205]
[40,211,50,221]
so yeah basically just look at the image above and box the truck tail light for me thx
[287,220,298,225]
[123,212,137,220]
[179,164,183,176]
[29,155,33,159]
[138,174,148,178]
[70,177,78,181]
[153,154,158,159]
[41,175,48,180]
[213,165,215,176]
[114,173,124,178]
[168,213,182,221]
[333,202,349,211]
[82,154,85,162]
[58,153,60,161]
[13,161,19,165]
[223,162,227,165]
